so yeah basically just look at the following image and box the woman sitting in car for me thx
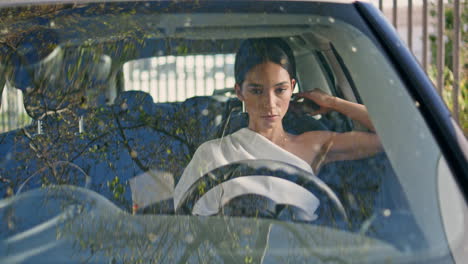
[174,38,382,217]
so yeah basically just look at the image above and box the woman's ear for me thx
[291,78,296,90]
[235,83,244,101]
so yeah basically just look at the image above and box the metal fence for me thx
[372,0,466,130]
[0,1,465,133]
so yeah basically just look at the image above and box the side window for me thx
[290,36,334,95]
[123,54,236,102]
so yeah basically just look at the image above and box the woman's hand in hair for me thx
[294,88,335,116]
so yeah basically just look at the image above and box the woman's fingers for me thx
[297,89,323,101]
[308,106,331,116]
[297,89,335,108]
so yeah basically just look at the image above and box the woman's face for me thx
[235,61,295,131]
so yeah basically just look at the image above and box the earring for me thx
[242,101,246,113]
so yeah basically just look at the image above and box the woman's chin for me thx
[251,119,282,130]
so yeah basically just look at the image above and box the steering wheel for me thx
[176,159,348,223]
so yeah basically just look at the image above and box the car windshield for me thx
[0,1,456,263]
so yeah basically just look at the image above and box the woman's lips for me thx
[261,114,279,121]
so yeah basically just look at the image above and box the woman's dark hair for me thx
[234,38,296,86]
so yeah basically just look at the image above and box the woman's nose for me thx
[261,92,275,108]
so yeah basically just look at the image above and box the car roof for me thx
[0,0,364,8]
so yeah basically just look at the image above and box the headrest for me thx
[180,96,227,122]
[114,91,156,116]
[4,42,113,119]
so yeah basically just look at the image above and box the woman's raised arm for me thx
[297,89,376,132]
[297,89,383,169]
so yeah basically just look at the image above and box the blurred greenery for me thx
[107,176,125,201]
[429,0,467,135]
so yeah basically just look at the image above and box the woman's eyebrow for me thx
[274,81,289,87]
[246,83,262,88]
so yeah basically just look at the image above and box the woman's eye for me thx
[276,88,287,94]
[251,89,262,95]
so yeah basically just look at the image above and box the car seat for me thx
[113,91,229,213]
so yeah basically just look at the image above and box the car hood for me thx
[0,185,408,263]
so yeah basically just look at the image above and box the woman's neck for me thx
[248,123,289,147]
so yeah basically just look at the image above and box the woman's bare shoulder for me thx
[295,130,335,145]
[286,130,335,164]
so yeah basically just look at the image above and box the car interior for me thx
[0,11,429,252]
